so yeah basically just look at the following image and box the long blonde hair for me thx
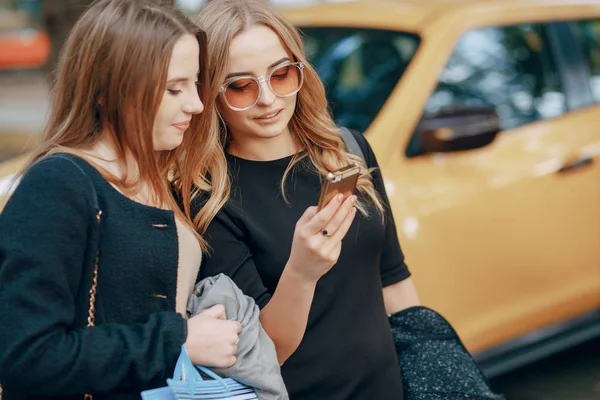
[194,0,383,216]
[24,0,229,250]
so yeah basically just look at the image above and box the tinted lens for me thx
[224,78,259,109]
[269,64,301,96]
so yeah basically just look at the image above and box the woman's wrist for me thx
[282,261,319,289]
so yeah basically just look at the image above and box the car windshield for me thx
[300,27,420,133]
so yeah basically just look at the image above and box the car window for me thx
[571,19,600,102]
[300,27,420,133]
[407,24,566,157]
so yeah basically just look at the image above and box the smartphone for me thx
[317,164,360,211]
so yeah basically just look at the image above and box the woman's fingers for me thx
[322,206,357,253]
[301,193,345,235]
[296,205,318,227]
[321,195,356,237]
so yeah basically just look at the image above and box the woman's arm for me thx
[200,193,357,364]
[383,278,420,314]
[0,158,186,396]
[350,130,421,313]
[259,264,317,364]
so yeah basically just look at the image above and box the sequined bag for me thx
[390,306,505,400]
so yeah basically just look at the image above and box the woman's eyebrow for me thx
[225,57,291,80]
[167,77,191,84]
[168,72,200,84]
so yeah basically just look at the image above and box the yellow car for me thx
[1,0,599,377]
[283,0,600,375]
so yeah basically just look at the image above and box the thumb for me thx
[200,304,226,319]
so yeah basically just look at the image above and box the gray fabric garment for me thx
[187,273,289,400]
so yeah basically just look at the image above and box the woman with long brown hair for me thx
[193,0,420,398]
[0,0,241,398]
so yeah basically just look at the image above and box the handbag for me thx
[141,345,258,400]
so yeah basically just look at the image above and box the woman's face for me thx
[219,25,299,144]
[153,34,204,151]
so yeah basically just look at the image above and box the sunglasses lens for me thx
[269,64,302,96]
[223,64,303,110]
[224,78,259,109]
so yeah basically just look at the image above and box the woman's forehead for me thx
[227,25,288,75]
[167,34,200,79]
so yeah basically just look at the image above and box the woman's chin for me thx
[250,117,291,139]
[153,136,184,152]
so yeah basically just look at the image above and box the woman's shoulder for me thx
[341,127,376,166]
[26,153,86,174]
[15,153,98,207]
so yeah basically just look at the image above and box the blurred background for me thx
[0,0,599,398]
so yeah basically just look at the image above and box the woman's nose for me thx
[256,79,276,106]
[184,91,204,114]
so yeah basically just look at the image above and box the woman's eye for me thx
[230,82,253,91]
[168,88,182,95]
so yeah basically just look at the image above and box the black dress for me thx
[196,130,411,399]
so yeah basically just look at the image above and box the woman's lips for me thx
[172,121,190,131]
[254,108,283,121]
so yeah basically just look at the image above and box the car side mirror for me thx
[416,107,501,154]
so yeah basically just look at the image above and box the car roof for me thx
[283,0,600,32]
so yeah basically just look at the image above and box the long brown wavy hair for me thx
[194,0,383,217]
[23,0,229,250]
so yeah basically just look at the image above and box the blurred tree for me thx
[41,0,176,80]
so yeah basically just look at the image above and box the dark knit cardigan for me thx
[0,155,186,400]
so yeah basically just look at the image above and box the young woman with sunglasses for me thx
[193,0,420,398]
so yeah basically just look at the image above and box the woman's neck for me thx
[227,126,298,161]
[85,138,138,179]
[83,138,161,207]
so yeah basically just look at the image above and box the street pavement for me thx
[491,337,600,399]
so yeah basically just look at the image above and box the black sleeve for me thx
[350,129,412,287]
[0,158,186,396]
[197,200,272,309]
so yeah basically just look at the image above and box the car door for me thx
[392,22,600,352]
[567,18,600,268]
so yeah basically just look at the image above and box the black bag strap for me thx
[48,154,102,400]
[339,127,365,161]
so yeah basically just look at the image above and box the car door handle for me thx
[557,156,594,173]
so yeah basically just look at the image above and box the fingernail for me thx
[350,196,357,203]
[336,194,344,201]
[351,207,357,215]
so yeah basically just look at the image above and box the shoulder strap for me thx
[339,126,365,161]
[45,154,102,335]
